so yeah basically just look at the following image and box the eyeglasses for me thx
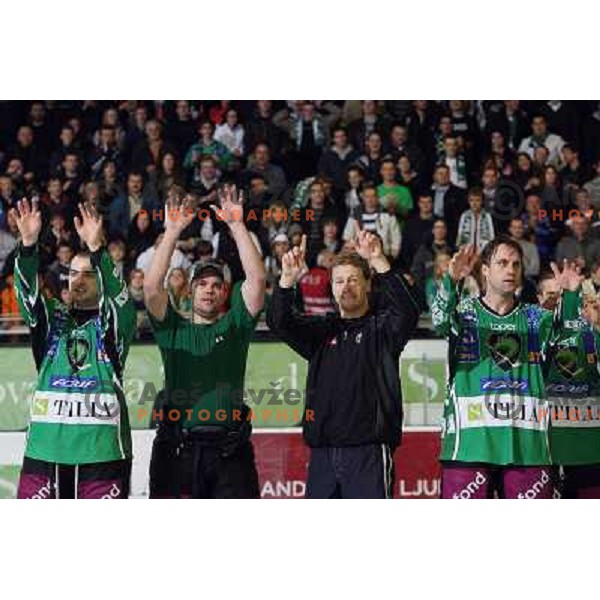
[69,269,96,277]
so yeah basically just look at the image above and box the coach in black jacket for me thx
[267,232,420,499]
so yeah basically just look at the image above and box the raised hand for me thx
[74,202,104,252]
[449,245,478,282]
[280,234,308,288]
[355,229,383,262]
[11,197,42,246]
[213,183,244,227]
[165,193,196,235]
[550,259,584,292]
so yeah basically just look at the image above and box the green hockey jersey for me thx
[546,295,600,466]
[432,273,578,465]
[14,243,136,464]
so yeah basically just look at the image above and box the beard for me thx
[70,288,98,308]
[337,292,367,315]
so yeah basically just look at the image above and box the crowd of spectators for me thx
[1,100,600,338]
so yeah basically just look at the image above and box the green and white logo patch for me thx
[488,332,521,372]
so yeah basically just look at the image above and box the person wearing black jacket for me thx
[317,127,359,195]
[405,101,439,177]
[485,101,530,152]
[164,101,198,158]
[297,180,342,267]
[245,101,286,157]
[347,101,392,152]
[400,194,436,267]
[267,232,420,499]
[430,164,467,242]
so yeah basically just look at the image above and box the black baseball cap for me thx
[190,260,225,283]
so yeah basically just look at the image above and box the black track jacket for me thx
[267,269,420,449]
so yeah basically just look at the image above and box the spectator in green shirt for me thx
[376,159,413,223]
[183,120,234,173]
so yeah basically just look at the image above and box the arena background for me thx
[2,99,597,499]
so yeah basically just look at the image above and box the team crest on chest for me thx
[67,331,91,372]
[487,332,521,371]
[554,346,581,379]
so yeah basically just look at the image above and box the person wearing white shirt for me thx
[214,108,245,157]
[456,187,495,252]
[442,137,468,189]
[342,184,401,259]
[518,114,565,168]
[136,233,191,276]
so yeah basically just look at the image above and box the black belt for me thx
[157,416,252,457]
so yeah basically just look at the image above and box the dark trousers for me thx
[149,428,260,499]
[561,465,600,499]
[306,444,394,499]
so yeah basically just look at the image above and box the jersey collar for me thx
[477,295,520,318]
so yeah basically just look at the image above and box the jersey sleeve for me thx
[14,242,58,370]
[90,248,136,367]
[539,289,581,353]
[431,273,462,338]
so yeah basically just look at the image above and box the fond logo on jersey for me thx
[453,471,487,499]
[517,469,550,499]
[49,376,99,390]
[30,480,53,500]
[101,483,121,499]
[480,378,529,392]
